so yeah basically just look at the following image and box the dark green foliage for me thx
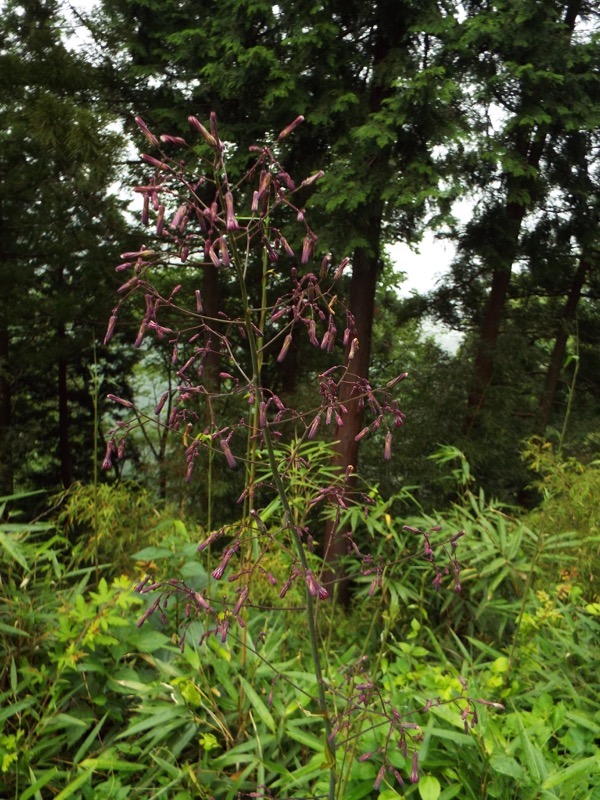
[2,440,599,798]
[0,0,137,493]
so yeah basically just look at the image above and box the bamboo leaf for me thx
[53,769,93,800]
[239,675,275,733]
[542,756,600,789]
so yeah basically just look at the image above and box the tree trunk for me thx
[465,0,581,429]
[321,234,380,605]
[537,256,590,433]
[465,200,526,425]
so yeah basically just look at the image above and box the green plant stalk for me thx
[506,528,545,679]
[91,338,100,583]
[238,238,269,679]
[231,241,336,800]
[558,328,580,458]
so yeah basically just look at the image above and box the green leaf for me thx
[419,775,441,800]
[0,698,35,722]
[490,755,523,780]
[73,713,109,765]
[439,786,462,800]
[79,755,143,772]
[132,546,174,560]
[512,708,548,784]
[285,723,323,752]
[542,756,600,789]
[0,622,30,637]
[239,676,275,733]
[0,530,29,570]
[19,768,60,800]
[53,769,93,800]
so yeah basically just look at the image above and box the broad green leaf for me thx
[419,775,441,800]
[490,755,523,780]
[239,675,275,733]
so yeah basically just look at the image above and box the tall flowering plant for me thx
[104,114,483,798]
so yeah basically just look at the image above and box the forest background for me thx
[1,1,599,799]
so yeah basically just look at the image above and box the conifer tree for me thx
[0,0,133,491]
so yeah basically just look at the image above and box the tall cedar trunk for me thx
[320,0,406,604]
[537,256,590,433]
[465,200,526,425]
[321,237,380,604]
[465,0,580,429]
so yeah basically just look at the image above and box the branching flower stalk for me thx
[103,113,477,797]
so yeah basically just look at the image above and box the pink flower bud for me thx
[280,235,295,258]
[107,394,133,408]
[141,154,170,170]
[384,430,392,461]
[348,337,359,361]
[171,204,187,229]
[300,170,325,188]
[104,315,117,345]
[301,236,312,264]
[256,171,271,203]
[220,439,237,468]
[410,751,419,783]
[259,402,267,429]
[277,333,293,363]
[188,116,218,148]
[232,587,248,616]
[142,194,149,226]
[277,115,304,140]
[120,248,154,260]
[135,116,159,147]
[307,415,321,439]
[334,257,349,281]
[154,392,169,415]
[102,441,114,470]
[219,236,230,267]
[225,191,240,231]
[156,205,165,236]
[159,134,187,146]
[117,275,139,294]
[134,321,147,348]
[386,372,409,389]
[354,426,370,442]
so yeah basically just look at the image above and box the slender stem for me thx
[558,323,579,458]
[230,236,336,799]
